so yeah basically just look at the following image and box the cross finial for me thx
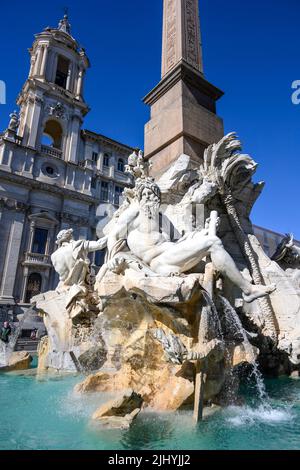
[58,7,71,35]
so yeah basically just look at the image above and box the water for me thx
[219,296,267,401]
[201,290,223,340]
[0,342,7,366]
[0,369,299,450]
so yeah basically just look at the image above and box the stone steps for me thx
[15,338,39,353]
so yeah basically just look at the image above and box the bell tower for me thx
[144,0,224,177]
[17,14,90,164]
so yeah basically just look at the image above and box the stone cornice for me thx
[17,79,90,116]
[82,129,135,154]
[0,169,97,205]
[0,196,28,213]
[61,212,90,226]
[143,61,224,107]
[28,211,59,225]
[34,29,79,53]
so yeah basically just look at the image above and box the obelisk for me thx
[161,0,203,77]
[144,0,224,177]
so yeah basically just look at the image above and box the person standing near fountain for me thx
[0,321,12,344]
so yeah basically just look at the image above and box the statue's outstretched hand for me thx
[107,256,129,274]
[205,214,220,233]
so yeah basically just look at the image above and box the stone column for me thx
[40,45,49,78]
[110,165,115,179]
[99,152,104,172]
[0,210,25,302]
[108,182,114,203]
[66,62,73,92]
[35,46,44,76]
[29,55,35,78]
[33,47,40,75]
[76,68,84,98]
[20,267,29,304]
[27,220,35,253]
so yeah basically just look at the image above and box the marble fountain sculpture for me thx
[33,133,300,427]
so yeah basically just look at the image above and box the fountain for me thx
[29,133,300,429]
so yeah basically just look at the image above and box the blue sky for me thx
[0,0,299,238]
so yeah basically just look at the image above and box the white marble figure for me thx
[8,111,19,132]
[125,149,151,179]
[100,178,276,303]
[51,228,107,291]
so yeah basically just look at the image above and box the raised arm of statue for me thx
[85,236,108,253]
[107,203,139,241]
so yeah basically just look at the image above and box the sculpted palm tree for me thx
[194,133,278,342]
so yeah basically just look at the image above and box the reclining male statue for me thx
[97,178,276,303]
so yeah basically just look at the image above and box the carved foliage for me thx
[45,102,67,120]
[0,197,27,213]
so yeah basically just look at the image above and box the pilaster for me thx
[0,210,26,302]
[41,44,49,78]
[27,95,44,149]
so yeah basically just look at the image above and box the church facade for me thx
[0,15,133,312]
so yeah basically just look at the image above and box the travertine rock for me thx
[232,343,259,368]
[75,369,132,394]
[37,336,50,371]
[150,376,194,411]
[92,389,143,429]
[0,351,32,372]
[33,289,105,372]
[92,389,143,418]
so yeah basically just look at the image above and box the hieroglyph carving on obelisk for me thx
[161,0,204,78]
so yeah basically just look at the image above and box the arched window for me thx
[42,120,63,149]
[117,158,124,172]
[25,273,42,304]
[55,56,70,89]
